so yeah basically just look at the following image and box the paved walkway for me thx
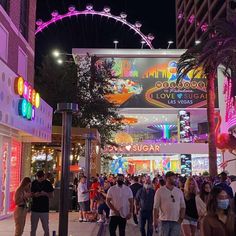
[103,221,140,236]
[0,212,100,236]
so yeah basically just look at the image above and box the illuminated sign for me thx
[14,76,40,120]
[104,58,218,108]
[104,143,160,154]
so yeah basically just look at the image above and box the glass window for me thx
[20,0,29,40]
[0,24,8,62]
[0,0,9,12]
[18,47,27,80]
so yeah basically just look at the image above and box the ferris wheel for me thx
[35,4,155,49]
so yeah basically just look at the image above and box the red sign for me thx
[104,143,160,154]
[9,140,21,211]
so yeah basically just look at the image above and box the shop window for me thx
[18,47,27,80]
[0,24,8,62]
[9,140,21,212]
[19,0,29,40]
[0,140,9,216]
[0,0,9,13]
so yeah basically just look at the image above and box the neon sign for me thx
[14,76,40,120]
[104,143,160,154]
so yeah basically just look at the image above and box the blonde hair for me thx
[184,177,199,198]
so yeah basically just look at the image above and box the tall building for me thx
[0,0,52,218]
[176,0,236,49]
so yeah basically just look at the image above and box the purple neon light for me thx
[35,8,154,49]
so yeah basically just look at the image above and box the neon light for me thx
[14,77,40,121]
[18,99,28,118]
[18,99,35,120]
[14,76,24,96]
[26,102,32,120]
[14,77,40,107]
[23,81,28,100]
[28,85,32,103]
[32,89,36,106]
[35,7,154,49]
[32,107,35,120]
[35,93,40,108]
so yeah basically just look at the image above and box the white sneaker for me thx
[97,219,105,223]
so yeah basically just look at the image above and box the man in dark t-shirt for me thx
[130,176,142,224]
[31,170,54,236]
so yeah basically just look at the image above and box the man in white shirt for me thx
[106,174,133,236]
[153,171,185,236]
[77,176,90,222]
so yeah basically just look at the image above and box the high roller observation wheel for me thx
[35,4,155,49]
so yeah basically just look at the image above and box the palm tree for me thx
[177,19,236,176]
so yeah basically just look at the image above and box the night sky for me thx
[35,0,176,66]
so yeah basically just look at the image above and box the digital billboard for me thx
[105,58,218,108]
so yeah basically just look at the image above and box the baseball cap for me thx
[165,171,176,178]
[218,171,228,177]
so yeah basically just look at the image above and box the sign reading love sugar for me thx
[104,143,160,154]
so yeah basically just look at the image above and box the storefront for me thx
[73,49,235,175]
[104,142,222,175]
[0,60,52,219]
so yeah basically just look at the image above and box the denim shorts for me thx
[78,200,90,211]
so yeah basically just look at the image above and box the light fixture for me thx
[113,40,119,49]
[167,40,174,49]
[52,50,60,58]
[57,59,63,64]
[195,40,201,45]
[141,40,146,49]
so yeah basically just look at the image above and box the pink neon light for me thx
[35,8,154,49]
[188,14,195,24]
[178,13,183,19]
[201,23,208,32]
[223,77,236,130]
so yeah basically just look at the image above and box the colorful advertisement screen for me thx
[105,58,218,108]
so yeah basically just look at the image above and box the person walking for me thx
[182,177,199,236]
[153,171,186,236]
[215,172,234,198]
[97,180,111,223]
[30,170,54,236]
[135,176,155,236]
[77,176,90,222]
[195,182,211,236]
[130,176,142,224]
[14,177,31,236]
[106,174,133,236]
[202,186,236,236]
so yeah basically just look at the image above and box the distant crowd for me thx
[14,170,236,236]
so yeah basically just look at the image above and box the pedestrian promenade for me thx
[0,212,100,236]
[102,221,140,236]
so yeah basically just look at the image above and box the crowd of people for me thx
[75,171,236,236]
[13,170,236,236]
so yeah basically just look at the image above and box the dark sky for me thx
[35,0,176,65]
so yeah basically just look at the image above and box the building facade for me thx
[0,1,52,219]
[73,49,236,176]
[175,0,236,49]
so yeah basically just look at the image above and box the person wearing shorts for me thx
[77,176,90,222]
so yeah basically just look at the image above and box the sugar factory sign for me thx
[104,143,160,154]
[14,76,40,120]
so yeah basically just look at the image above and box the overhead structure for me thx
[35,4,155,49]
